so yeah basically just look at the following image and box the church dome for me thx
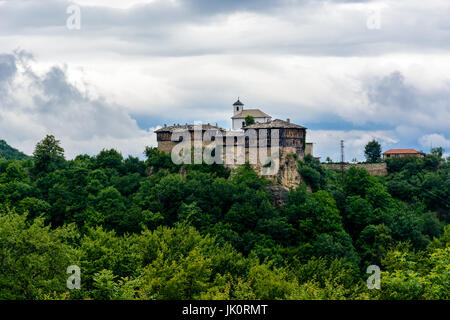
[233,99,244,106]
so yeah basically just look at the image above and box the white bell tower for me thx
[233,98,244,115]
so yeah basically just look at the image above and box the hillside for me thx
[0,135,448,300]
[0,140,30,160]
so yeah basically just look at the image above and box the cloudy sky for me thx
[0,0,449,160]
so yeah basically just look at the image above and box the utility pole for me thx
[340,140,344,183]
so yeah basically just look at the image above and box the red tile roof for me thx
[383,148,421,155]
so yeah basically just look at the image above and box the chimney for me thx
[287,118,290,123]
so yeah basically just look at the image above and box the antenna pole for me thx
[340,140,344,183]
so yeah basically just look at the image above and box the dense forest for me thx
[0,135,448,300]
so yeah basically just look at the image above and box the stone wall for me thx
[322,163,388,176]
[157,140,177,154]
[157,139,303,190]
[223,147,302,190]
[305,143,313,156]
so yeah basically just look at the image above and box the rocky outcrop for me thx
[275,153,302,190]
[242,151,302,191]
[266,183,289,207]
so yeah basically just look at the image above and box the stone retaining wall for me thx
[322,162,388,176]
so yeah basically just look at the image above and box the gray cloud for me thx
[39,66,83,105]
[367,71,415,108]
[183,0,288,14]
[0,50,156,158]
[0,54,17,83]
[365,70,450,135]
[1,0,450,57]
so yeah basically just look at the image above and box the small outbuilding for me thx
[382,148,424,159]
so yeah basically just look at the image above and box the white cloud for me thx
[419,133,450,149]
[308,129,397,162]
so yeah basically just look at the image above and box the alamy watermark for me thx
[66,5,81,30]
[67,265,81,290]
[366,9,381,30]
[366,265,381,289]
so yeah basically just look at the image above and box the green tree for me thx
[92,186,126,230]
[145,147,179,173]
[343,196,375,238]
[299,167,321,192]
[79,226,142,292]
[356,224,393,266]
[374,243,450,300]
[95,149,123,172]
[17,197,51,219]
[343,167,374,197]
[431,147,444,158]
[0,211,79,299]
[244,115,255,126]
[312,232,360,265]
[32,135,65,173]
[1,161,28,183]
[364,139,382,163]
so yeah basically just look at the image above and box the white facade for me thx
[234,104,243,115]
[231,99,271,131]
[232,117,270,131]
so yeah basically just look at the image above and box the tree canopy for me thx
[364,140,382,163]
[32,135,65,173]
[0,137,448,300]
[244,115,255,126]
